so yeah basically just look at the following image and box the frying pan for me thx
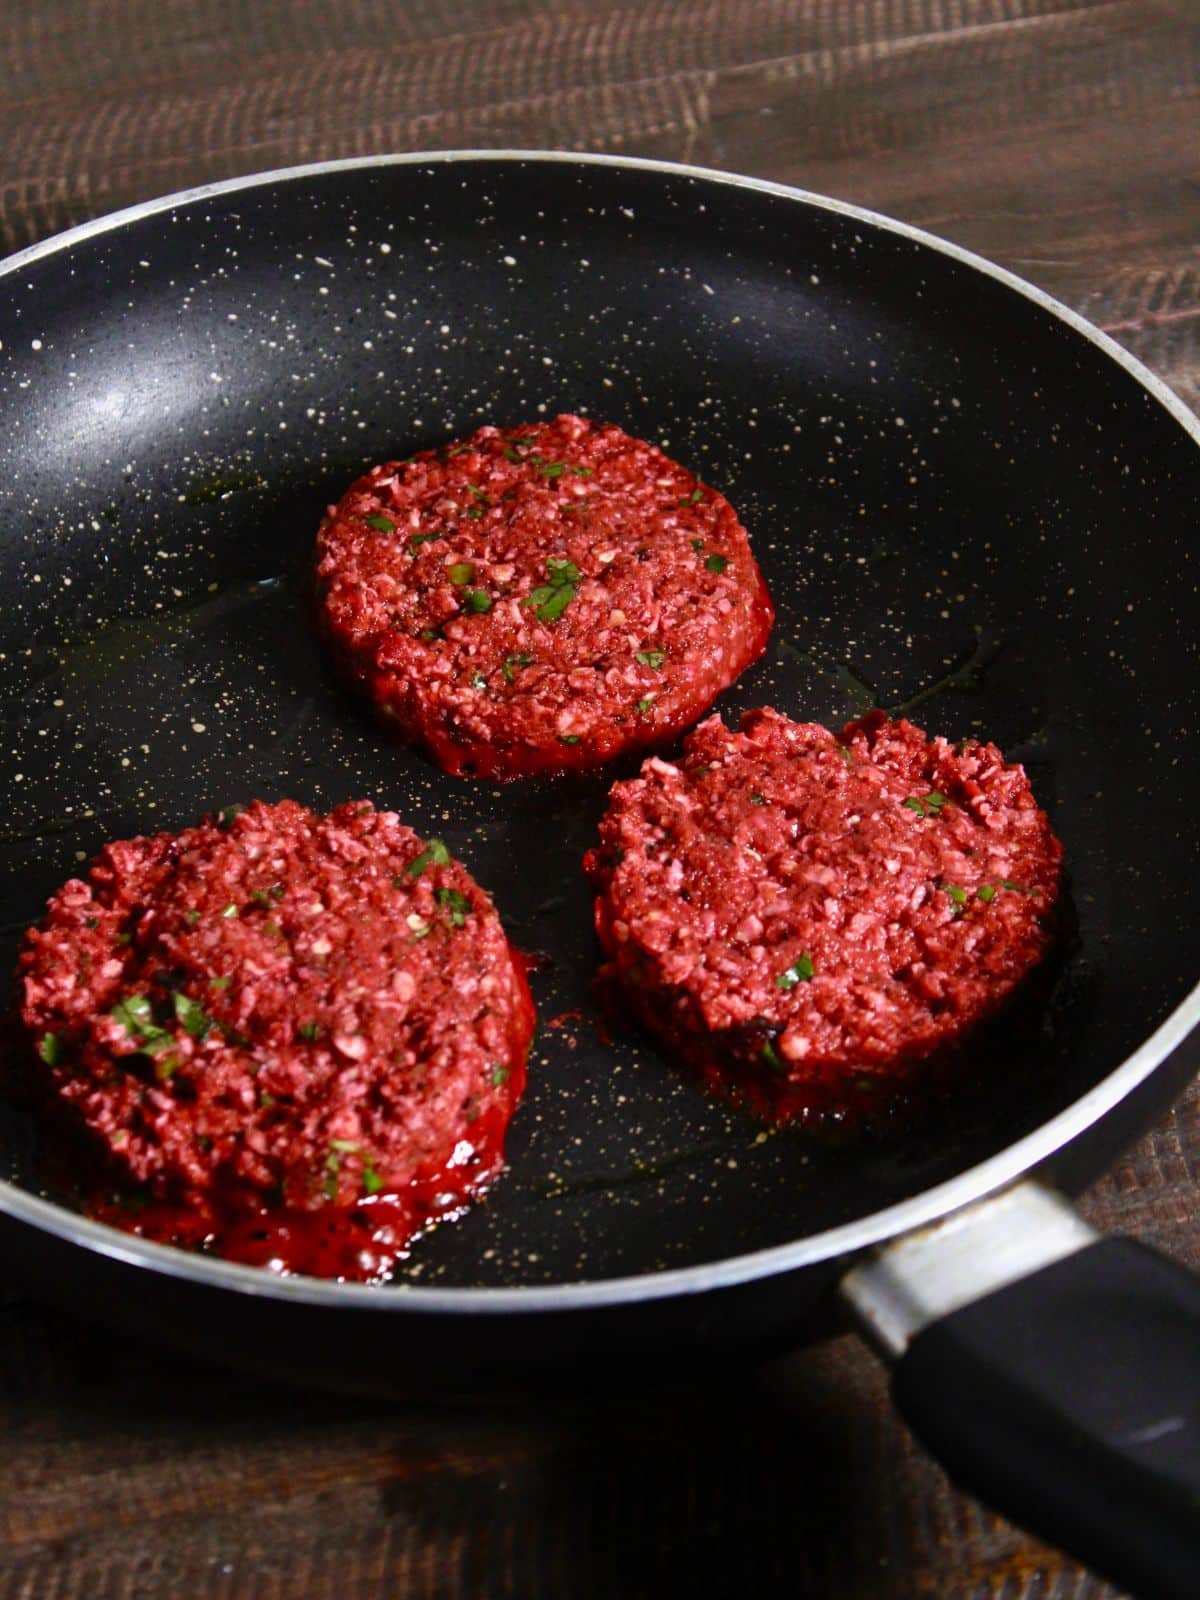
[1,153,1198,1596]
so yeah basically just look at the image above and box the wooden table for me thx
[2,3,1198,1595]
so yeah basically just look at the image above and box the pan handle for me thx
[841,1182,1200,1600]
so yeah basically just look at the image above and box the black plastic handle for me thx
[891,1237,1200,1599]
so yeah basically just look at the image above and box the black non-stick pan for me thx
[1,153,1198,1596]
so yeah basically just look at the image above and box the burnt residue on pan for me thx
[0,158,1197,1288]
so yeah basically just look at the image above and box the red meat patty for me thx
[585,708,1063,1126]
[314,414,773,779]
[18,799,534,1278]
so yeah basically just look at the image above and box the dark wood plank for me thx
[1,2,1198,1596]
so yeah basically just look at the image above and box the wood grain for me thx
[1,2,1198,1596]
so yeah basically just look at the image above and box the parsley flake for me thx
[173,991,215,1041]
[298,1021,321,1041]
[406,837,452,878]
[111,995,173,1057]
[705,553,728,575]
[502,652,534,682]
[775,954,815,990]
[635,649,666,669]
[559,733,581,744]
[37,1032,62,1066]
[761,1038,787,1075]
[218,803,245,830]
[435,887,471,927]
[490,1063,510,1087]
[528,558,580,623]
[464,588,492,613]
[635,698,654,713]
[364,513,394,533]
[448,561,475,586]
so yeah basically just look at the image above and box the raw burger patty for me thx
[584,708,1063,1120]
[18,800,533,1247]
[314,414,773,779]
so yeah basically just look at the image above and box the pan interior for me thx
[0,158,1197,1288]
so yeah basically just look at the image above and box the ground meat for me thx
[584,708,1063,1127]
[314,414,773,779]
[18,800,534,1278]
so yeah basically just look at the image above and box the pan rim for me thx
[1,147,1198,1312]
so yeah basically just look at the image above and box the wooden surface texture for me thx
[1,1,1198,1595]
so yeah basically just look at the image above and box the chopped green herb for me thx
[750,793,766,805]
[85,916,99,930]
[362,1166,384,1195]
[184,909,201,926]
[502,652,534,682]
[490,1063,510,1087]
[116,931,132,945]
[530,583,576,623]
[570,464,594,477]
[37,1032,62,1066]
[258,1091,275,1109]
[1000,879,1025,893]
[976,884,997,903]
[465,588,492,613]
[330,1138,360,1154]
[112,994,154,1031]
[364,513,394,533]
[154,1054,179,1081]
[761,1038,786,1074]
[537,460,566,479]
[209,976,232,990]
[419,627,440,640]
[906,791,949,818]
[220,902,238,918]
[173,991,214,1041]
[776,954,815,990]
[690,538,704,551]
[838,746,854,764]
[436,886,471,927]
[942,883,969,912]
[559,733,581,745]
[679,487,704,506]
[546,557,581,584]
[409,531,441,551]
[464,506,485,519]
[406,837,452,877]
[635,650,666,669]
[218,803,245,829]
[704,553,728,575]
[250,882,285,908]
[298,1021,321,1041]
[502,438,537,461]
[635,698,654,713]
[470,671,487,690]
[110,995,173,1056]
[448,561,475,586]
[466,484,489,502]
